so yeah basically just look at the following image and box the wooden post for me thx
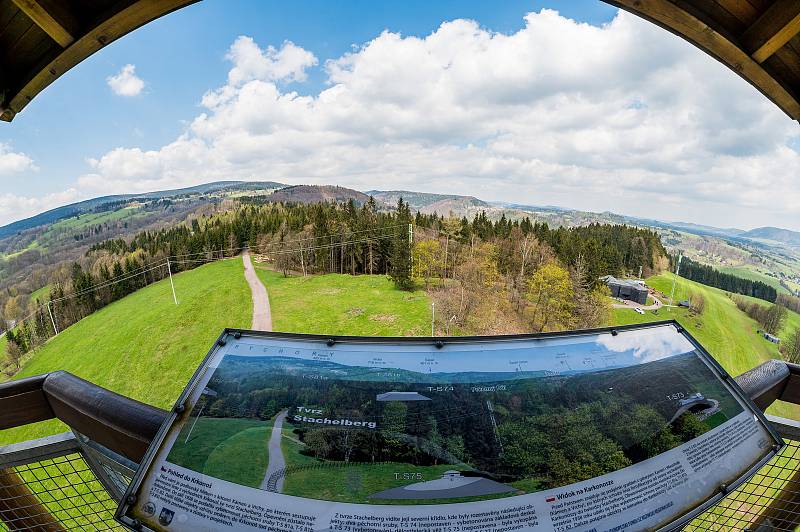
[0,468,64,531]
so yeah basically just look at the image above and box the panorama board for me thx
[118,322,781,531]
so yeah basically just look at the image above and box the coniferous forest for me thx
[677,257,777,302]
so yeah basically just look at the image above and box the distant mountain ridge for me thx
[741,227,800,246]
[0,181,284,239]
[368,190,489,215]
[2,180,798,249]
[223,355,561,383]
[267,185,377,206]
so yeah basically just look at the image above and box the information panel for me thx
[118,323,781,531]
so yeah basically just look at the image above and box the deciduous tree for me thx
[526,262,574,332]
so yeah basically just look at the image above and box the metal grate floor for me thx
[0,453,122,531]
[686,438,800,531]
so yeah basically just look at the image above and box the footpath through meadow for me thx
[260,410,288,492]
[243,251,273,331]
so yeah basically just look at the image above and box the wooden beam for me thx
[604,0,800,122]
[4,0,198,121]
[10,0,75,48]
[0,469,64,531]
[741,0,800,63]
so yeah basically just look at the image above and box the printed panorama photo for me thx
[166,332,742,505]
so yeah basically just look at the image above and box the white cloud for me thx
[0,143,37,175]
[107,64,145,96]
[0,189,80,226]
[74,10,800,229]
[597,326,694,363]
[224,36,318,86]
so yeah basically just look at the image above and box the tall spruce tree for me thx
[390,198,414,290]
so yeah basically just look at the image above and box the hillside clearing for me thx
[256,269,431,336]
[0,259,251,445]
[718,266,789,295]
[29,284,52,303]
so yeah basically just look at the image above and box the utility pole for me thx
[167,259,178,305]
[670,253,683,304]
[47,301,58,335]
[431,301,435,336]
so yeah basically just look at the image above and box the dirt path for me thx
[260,410,288,492]
[243,251,272,331]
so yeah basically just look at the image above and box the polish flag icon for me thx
[546,496,556,503]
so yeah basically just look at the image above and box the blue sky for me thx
[1,0,798,230]
[6,0,615,198]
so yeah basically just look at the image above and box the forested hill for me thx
[88,202,668,284]
[741,227,800,246]
[2,195,670,368]
[0,181,284,239]
[678,257,778,302]
[264,185,377,205]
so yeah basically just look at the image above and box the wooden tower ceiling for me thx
[0,0,198,122]
[1,1,799,123]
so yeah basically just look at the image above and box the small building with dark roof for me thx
[603,276,649,305]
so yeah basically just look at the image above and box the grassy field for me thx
[29,284,52,303]
[0,259,251,445]
[167,417,270,488]
[0,239,39,260]
[257,269,431,336]
[46,206,143,233]
[719,266,789,295]
[612,272,800,419]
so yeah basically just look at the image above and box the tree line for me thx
[678,257,777,302]
[406,215,667,334]
[1,256,173,375]
[3,197,669,371]
[777,293,800,315]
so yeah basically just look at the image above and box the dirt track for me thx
[243,251,272,331]
[260,410,288,492]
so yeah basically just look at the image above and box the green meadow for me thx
[167,417,270,488]
[0,259,251,445]
[257,269,432,336]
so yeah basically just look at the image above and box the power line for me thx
[50,262,168,304]
[5,226,412,339]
